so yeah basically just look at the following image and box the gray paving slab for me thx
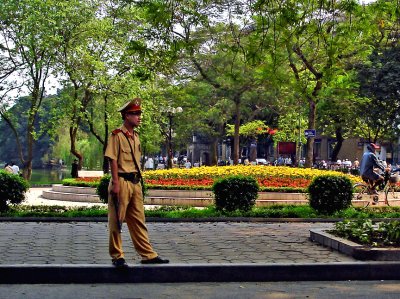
[0,222,356,265]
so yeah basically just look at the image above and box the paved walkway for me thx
[6,188,357,265]
[0,221,356,265]
[5,188,400,283]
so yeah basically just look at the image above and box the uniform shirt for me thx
[360,151,384,176]
[104,125,141,173]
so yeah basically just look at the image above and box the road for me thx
[2,281,400,299]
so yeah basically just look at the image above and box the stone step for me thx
[42,185,399,207]
[41,190,307,207]
[41,190,102,203]
[52,185,98,195]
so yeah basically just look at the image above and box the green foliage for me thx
[96,175,111,204]
[334,219,400,247]
[5,204,400,220]
[356,45,400,140]
[226,120,270,139]
[307,175,353,215]
[1,205,107,217]
[212,175,259,212]
[0,171,29,211]
[62,178,99,188]
[273,111,307,145]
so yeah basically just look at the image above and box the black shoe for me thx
[112,258,128,268]
[141,256,169,264]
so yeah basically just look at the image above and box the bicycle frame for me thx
[353,170,398,207]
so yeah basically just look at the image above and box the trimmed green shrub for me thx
[62,178,100,188]
[0,170,29,212]
[307,174,353,215]
[96,175,111,204]
[212,175,259,212]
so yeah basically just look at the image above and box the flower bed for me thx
[62,165,363,192]
[144,165,361,191]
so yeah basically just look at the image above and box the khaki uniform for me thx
[104,124,157,261]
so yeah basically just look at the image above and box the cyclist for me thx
[359,143,386,194]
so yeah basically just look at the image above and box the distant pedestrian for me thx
[144,157,154,170]
[10,162,19,175]
[71,159,79,178]
[353,158,360,169]
[4,163,13,173]
[343,159,352,168]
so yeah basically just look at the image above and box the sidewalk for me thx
[23,187,106,207]
[2,188,400,283]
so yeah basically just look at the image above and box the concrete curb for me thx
[2,262,400,283]
[310,229,400,261]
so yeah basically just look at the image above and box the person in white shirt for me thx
[343,159,352,168]
[144,157,154,170]
[11,163,19,175]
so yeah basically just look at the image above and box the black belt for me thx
[118,172,141,183]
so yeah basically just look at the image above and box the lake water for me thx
[30,168,72,185]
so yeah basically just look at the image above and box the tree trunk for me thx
[102,95,110,174]
[210,137,218,166]
[233,100,241,165]
[330,127,344,162]
[166,138,172,169]
[305,99,316,168]
[22,160,32,180]
[23,84,41,180]
[70,126,83,170]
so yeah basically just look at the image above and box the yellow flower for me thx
[143,165,360,184]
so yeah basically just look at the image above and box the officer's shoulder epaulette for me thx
[111,129,123,135]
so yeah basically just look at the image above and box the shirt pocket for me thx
[121,145,133,162]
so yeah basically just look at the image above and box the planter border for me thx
[310,229,400,261]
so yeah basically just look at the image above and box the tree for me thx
[356,45,400,143]
[135,1,278,164]
[0,0,65,179]
[316,71,363,161]
[353,0,400,145]
[254,0,374,167]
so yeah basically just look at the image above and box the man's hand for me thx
[111,182,120,196]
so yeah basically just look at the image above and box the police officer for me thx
[104,98,169,268]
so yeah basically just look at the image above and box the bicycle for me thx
[352,170,399,207]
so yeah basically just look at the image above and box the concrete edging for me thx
[41,185,308,206]
[2,262,400,283]
[310,229,400,261]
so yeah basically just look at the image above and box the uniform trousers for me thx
[108,177,158,261]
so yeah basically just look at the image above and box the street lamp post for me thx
[164,106,183,169]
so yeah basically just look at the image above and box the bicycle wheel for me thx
[353,182,370,207]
